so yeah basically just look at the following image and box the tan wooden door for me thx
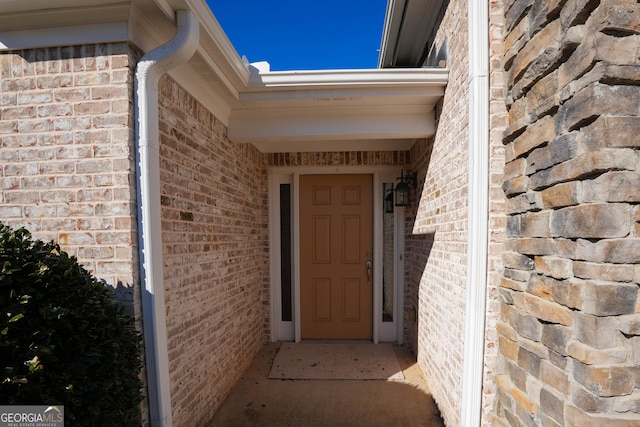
[300,174,373,340]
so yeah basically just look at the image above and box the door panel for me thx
[342,278,362,321]
[342,216,361,263]
[312,216,331,263]
[312,278,332,322]
[300,174,372,339]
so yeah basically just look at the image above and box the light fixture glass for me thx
[394,170,411,207]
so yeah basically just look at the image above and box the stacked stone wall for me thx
[495,0,640,425]
[157,76,269,426]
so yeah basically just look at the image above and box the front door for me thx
[300,174,373,340]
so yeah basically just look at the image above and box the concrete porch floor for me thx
[207,342,444,427]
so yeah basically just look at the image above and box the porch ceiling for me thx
[228,68,448,153]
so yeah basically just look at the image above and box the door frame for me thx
[269,165,405,344]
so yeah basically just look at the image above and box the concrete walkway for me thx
[208,342,444,427]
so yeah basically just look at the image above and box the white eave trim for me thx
[229,67,448,150]
[0,22,129,49]
[247,67,448,89]
[189,1,249,78]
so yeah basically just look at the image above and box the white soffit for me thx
[228,68,448,152]
[0,0,131,33]
[0,0,132,48]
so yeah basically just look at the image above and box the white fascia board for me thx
[0,22,129,50]
[247,68,448,90]
[183,0,251,87]
[377,0,446,68]
[229,107,435,147]
[0,0,130,30]
[0,0,132,50]
[377,0,404,68]
[238,67,447,112]
[0,0,122,13]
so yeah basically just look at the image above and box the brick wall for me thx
[406,1,508,424]
[0,43,137,301]
[495,0,640,425]
[265,151,410,166]
[157,76,269,426]
[409,1,470,424]
[406,137,435,351]
[0,41,147,421]
[0,43,272,426]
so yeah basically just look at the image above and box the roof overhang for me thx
[378,0,447,68]
[232,67,447,152]
[0,0,448,153]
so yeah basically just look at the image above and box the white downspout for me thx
[135,9,199,427]
[461,0,489,426]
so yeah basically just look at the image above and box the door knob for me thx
[366,260,372,283]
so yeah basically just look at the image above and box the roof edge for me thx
[378,0,446,68]
[247,67,449,90]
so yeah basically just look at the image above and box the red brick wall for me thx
[157,76,269,426]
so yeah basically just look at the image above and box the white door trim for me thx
[268,165,404,344]
[268,173,295,341]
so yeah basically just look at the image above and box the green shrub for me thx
[0,223,143,426]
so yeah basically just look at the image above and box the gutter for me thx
[461,0,489,426]
[135,9,199,427]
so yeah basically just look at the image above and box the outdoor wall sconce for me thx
[394,169,417,207]
[384,183,394,213]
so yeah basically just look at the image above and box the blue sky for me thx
[206,1,389,71]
